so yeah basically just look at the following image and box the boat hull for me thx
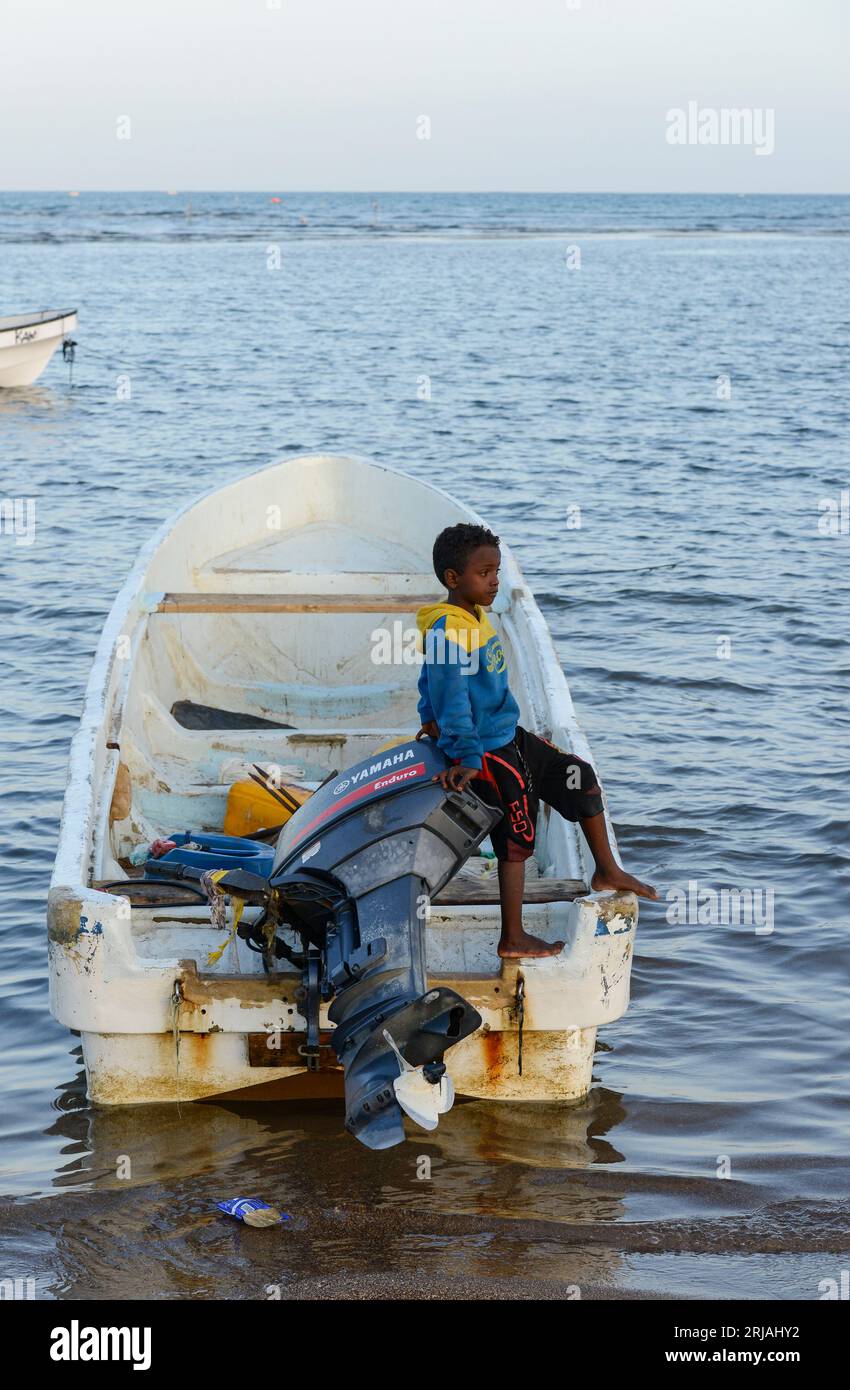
[49,879,636,1107]
[78,1028,600,1106]
[0,310,77,386]
[48,452,639,1117]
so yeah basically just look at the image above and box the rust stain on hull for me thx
[479,1026,514,1083]
[247,1031,341,1069]
[178,958,296,1007]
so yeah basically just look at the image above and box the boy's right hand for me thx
[415,720,440,740]
[433,764,480,792]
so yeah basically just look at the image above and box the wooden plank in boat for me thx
[433,876,587,905]
[96,873,587,906]
[154,592,439,614]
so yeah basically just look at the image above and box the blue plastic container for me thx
[143,831,274,880]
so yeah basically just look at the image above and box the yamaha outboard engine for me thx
[223,738,501,1149]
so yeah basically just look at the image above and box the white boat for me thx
[0,309,77,387]
[48,453,638,1114]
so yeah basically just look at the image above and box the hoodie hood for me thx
[415,602,495,653]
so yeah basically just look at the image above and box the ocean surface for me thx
[1,191,848,1301]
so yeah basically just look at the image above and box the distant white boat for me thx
[0,309,77,387]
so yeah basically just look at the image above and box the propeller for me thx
[382,1029,455,1132]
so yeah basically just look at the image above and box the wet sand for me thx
[2,1092,847,1300]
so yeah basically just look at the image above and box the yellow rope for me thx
[206,870,247,965]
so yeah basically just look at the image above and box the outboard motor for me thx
[221,738,501,1149]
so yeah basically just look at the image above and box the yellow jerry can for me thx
[223,779,312,837]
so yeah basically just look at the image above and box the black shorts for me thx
[460,724,604,863]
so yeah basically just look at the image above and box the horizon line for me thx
[1,188,848,198]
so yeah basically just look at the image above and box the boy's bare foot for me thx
[591,866,659,900]
[497,931,565,959]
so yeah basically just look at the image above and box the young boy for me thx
[415,522,657,959]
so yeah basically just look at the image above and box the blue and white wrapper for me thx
[216,1197,290,1226]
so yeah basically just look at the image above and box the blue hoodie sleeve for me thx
[416,657,436,725]
[422,619,483,769]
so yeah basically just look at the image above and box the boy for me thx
[415,522,657,959]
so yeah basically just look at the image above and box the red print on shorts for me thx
[507,797,534,841]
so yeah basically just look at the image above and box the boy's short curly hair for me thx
[432,522,500,588]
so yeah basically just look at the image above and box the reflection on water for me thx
[5,1081,848,1300]
[0,384,65,417]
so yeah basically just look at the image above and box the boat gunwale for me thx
[0,308,77,339]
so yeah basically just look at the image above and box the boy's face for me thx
[445,543,501,607]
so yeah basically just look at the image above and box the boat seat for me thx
[434,876,587,905]
[201,520,429,580]
[96,875,588,909]
[154,593,438,614]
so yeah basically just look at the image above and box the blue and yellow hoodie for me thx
[415,602,519,770]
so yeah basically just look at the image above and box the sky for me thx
[1,0,847,192]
